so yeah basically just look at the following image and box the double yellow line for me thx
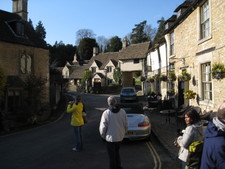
[146,141,162,169]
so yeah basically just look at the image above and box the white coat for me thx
[99,107,128,142]
[177,122,204,162]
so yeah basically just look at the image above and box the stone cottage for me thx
[0,0,49,130]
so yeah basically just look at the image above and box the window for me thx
[7,90,22,112]
[91,67,96,73]
[200,0,210,39]
[8,21,25,37]
[201,62,212,100]
[20,54,32,74]
[170,32,174,56]
[133,59,139,64]
[107,66,112,72]
[107,79,113,85]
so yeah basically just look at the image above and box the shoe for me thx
[72,147,81,152]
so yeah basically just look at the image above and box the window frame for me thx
[91,67,96,73]
[106,66,112,73]
[199,0,210,40]
[201,62,212,101]
[170,32,174,56]
[20,54,32,74]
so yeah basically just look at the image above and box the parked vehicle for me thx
[119,103,151,140]
[120,87,138,103]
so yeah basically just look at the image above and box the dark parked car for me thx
[120,87,138,103]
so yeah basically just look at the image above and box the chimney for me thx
[12,0,28,21]
[122,36,128,49]
[93,47,98,57]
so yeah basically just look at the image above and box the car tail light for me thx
[138,121,150,127]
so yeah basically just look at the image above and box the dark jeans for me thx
[73,126,83,150]
[106,141,123,169]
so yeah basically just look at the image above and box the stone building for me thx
[0,0,49,129]
[165,0,225,112]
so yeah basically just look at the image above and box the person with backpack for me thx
[174,108,204,169]
[200,102,225,169]
[99,96,128,169]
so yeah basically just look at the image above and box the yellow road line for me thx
[146,141,162,169]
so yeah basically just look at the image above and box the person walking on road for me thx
[67,95,84,152]
[200,102,225,169]
[174,108,204,169]
[99,96,128,169]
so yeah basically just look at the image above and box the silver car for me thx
[119,103,151,140]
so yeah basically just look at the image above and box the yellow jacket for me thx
[67,102,84,126]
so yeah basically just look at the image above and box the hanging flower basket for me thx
[178,71,191,81]
[211,63,225,80]
[184,89,196,99]
[153,75,160,80]
[160,75,168,81]
[167,89,175,96]
[140,76,146,81]
[168,72,176,81]
[147,77,155,83]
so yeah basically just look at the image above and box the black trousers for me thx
[106,141,123,169]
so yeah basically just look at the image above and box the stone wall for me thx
[171,0,225,112]
[0,41,49,104]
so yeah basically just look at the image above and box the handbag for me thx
[82,112,88,124]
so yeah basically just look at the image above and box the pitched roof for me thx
[165,0,201,33]
[0,10,47,49]
[174,0,193,12]
[93,73,105,79]
[88,52,119,70]
[118,41,150,60]
[70,65,89,79]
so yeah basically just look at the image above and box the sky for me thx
[1,0,184,45]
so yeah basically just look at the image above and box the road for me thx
[0,94,179,169]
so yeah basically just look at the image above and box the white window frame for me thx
[170,32,174,56]
[107,66,112,73]
[199,0,211,42]
[20,54,32,74]
[201,62,212,101]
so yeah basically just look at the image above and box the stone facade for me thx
[0,41,49,103]
[165,0,225,112]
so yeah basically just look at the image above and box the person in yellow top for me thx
[67,95,84,151]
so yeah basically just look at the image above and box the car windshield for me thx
[122,106,143,114]
[122,89,135,93]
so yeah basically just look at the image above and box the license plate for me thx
[126,131,134,136]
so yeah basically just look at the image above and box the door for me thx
[178,81,185,107]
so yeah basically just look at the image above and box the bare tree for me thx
[144,24,157,41]
[97,36,108,52]
[76,29,96,45]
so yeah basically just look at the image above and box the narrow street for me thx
[0,94,179,169]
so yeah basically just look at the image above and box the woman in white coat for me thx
[174,108,204,169]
